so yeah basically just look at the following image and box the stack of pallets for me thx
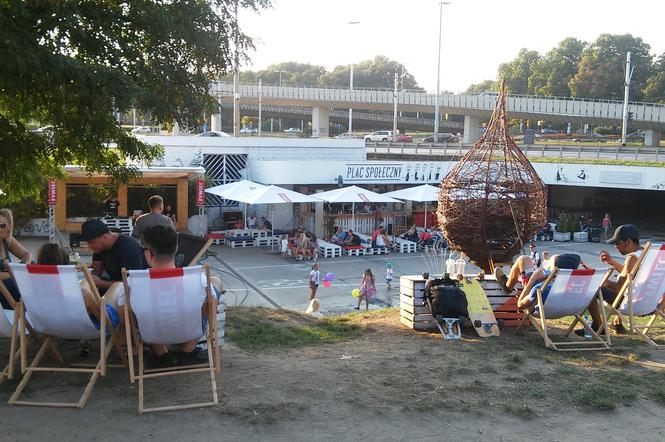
[399,275,437,331]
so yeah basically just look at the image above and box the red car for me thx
[396,134,413,142]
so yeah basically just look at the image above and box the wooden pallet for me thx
[399,275,437,331]
[478,277,525,327]
[225,237,256,248]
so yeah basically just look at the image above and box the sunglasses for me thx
[0,223,7,229]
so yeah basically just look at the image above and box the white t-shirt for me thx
[116,273,211,306]
[386,268,394,280]
[309,269,320,285]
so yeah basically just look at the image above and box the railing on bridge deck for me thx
[365,141,663,162]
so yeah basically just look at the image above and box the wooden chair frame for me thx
[0,281,21,384]
[7,264,125,408]
[122,265,220,414]
[517,268,613,351]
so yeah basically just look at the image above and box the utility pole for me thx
[621,51,634,146]
[258,78,262,137]
[393,72,398,141]
[434,2,451,143]
[232,1,240,137]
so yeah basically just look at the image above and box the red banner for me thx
[196,179,205,207]
[47,178,57,205]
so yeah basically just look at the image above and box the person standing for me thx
[103,194,119,217]
[528,242,541,268]
[602,213,612,238]
[247,215,257,229]
[132,195,175,244]
[385,263,394,290]
[308,263,320,301]
[355,268,377,311]
[0,208,32,309]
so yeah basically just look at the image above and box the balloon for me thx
[323,280,332,287]
[324,272,334,281]
[352,288,360,298]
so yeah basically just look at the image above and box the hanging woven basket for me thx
[437,80,547,272]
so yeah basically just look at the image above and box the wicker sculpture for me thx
[437,80,547,272]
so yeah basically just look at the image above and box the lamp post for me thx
[273,70,285,131]
[434,1,451,143]
[347,21,360,134]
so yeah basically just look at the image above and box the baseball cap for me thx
[79,219,110,241]
[607,224,639,245]
[554,253,581,270]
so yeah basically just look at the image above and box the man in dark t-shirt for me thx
[80,219,148,293]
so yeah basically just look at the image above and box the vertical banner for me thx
[47,178,57,206]
[196,178,205,207]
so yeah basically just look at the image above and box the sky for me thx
[238,0,665,93]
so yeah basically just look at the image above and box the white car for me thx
[364,130,394,142]
[284,127,301,133]
[131,126,151,134]
[198,131,231,137]
[240,127,258,134]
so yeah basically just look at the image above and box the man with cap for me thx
[80,219,148,293]
[579,224,642,335]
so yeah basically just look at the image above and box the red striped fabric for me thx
[149,268,184,279]
[26,264,59,274]
[570,269,595,276]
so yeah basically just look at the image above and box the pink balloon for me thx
[323,280,332,287]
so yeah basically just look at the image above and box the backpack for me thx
[423,277,468,318]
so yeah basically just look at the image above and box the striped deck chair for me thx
[7,263,122,408]
[518,267,613,351]
[122,265,220,414]
[613,243,665,347]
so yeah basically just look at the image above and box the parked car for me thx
[334,132,358,139]
[198,131,231,137]
[396,133,413,142]
[240,126,258,134]
[364,130,394,142]
[627,131,646,140]
[131,126,151,134]
[571,133,605,142]
[284,127,301,133]
[422,133,458,143]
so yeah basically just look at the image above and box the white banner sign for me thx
[16,218,50,237]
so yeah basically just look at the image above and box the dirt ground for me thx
[2,309,665,442]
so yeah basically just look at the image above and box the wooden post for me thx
[118,184,128,217]
[176,177,188,230]
[55,179,67,231]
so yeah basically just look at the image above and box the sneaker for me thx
[493,267,512,294]
[78,341,93,358]
[611,323,628,334]
[146,351,177,369]
[176,346,209,366]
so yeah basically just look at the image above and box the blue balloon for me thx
[324,272,334,281]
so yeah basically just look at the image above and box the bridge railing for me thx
[365,141,663,161]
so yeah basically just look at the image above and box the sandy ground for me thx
[3,309,665,442]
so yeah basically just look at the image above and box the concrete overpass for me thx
[212,83,664,145]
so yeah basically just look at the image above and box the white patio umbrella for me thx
[205,180,266,228]
[313,185,401,232]
[231,185,322,240]
[383,184,440,229]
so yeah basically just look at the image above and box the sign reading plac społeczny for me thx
[344,162,444,184]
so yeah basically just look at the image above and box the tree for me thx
[497,49,541,94]
[0,0,269,203]
[569,34,653,100]
[644,53,665,103]
[529,38,587,96]
[464,80,498,95]
[320,55,422,90]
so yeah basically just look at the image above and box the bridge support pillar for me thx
[463,116,482,143]
[172,121,181,136]
[314,200,324,238]
[211,113,222,132]
[645,129,662,147]
[312,107,330,138]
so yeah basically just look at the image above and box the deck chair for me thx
[518,267,613,351]
[7,263,122,408]
[122,265,220,414]
[0,282,20,384]
[610,243,665,347]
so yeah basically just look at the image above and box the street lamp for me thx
[434,1,451,143]
[347,21,360,134]
[273,69,285,86]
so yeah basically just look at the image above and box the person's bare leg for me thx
[81,288,101,321]
[507,255,533,290]
[587,298,602,328]
[310,285,317,301]
[365,296,369,311]
[520,268,546,299]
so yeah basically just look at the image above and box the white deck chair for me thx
[614,243,665,347]
[518,267,613,351]
[122,265,220,414]
[7,263,121,408]
[0,283,20,384]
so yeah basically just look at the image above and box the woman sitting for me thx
[0,208,32,310]
[401,224,419,242]
[376,229,393,248]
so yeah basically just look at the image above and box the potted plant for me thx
[572,215,588,242]
[553,213,571,242]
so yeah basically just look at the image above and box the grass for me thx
[502,404,534,419]
[225,307,363,350]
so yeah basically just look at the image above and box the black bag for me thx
[423,277,468,318]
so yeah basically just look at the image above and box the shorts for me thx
[309,283,319,289]
[526,281,553,305]
[91,304,121,330]
[601,287,618,304]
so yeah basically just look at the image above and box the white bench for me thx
[247,229,270,238]
[317,239,342,258]
[357,233,389,255]
[208,231,225,245]
[394,237,417,253]
[255,236,279,247]
[225,236,256,248]
[343,246,367,256]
